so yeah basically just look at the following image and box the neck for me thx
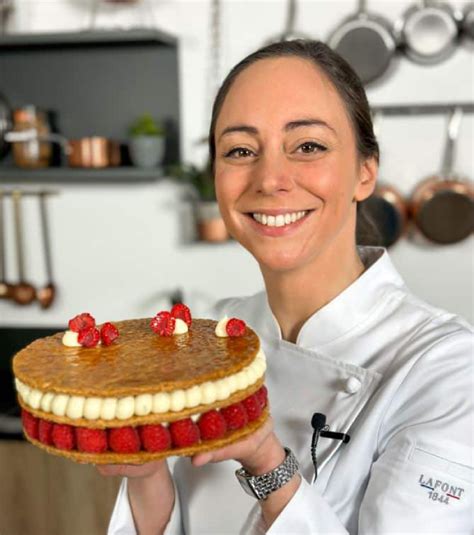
[262,243,364,343]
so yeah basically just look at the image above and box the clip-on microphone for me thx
[311,413,351,481]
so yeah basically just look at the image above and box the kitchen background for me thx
[0,0,473,328]
[0,1,472,534]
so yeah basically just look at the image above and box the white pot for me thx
[129,136,164,168]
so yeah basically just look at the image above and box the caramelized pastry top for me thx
[13,318,260,397]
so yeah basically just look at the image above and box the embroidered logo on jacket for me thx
[419,474,464,504]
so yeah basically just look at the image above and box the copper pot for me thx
[361,183,408,247]
[410,108,474,245]
[68,137,120,168]
[196,201,229,242]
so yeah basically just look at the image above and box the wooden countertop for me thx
[0,441,121,535]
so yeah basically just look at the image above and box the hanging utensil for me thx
[11,190,36,305]
[397,0,460,65]
[361,184,408,248]
[0,189,13,299]
[36,192,56,309]
[265,0,311,44]
[410,108,474,244]
[0,0,13,34]
[461,2,474,40]
[327,0,398,85]
[0,91,11,160]
[357,113,408,248]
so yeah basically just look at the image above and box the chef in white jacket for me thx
[101,40,473,534]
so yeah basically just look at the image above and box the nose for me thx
[252,152,294,196]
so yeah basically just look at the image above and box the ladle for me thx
[36,192,56,308]
[0,189,13,299]
[11,190,36,305]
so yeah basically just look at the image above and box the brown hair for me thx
[208,39,381,245]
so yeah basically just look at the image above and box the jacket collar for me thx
[257,247,406,348]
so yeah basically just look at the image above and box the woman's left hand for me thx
[191,416,286,475]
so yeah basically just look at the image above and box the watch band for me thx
[235,447,299,500]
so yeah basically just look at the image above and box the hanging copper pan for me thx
[410,108,474,244]
[361,183,408,247]
[358,112,408,248]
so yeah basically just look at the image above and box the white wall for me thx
[1,0,473,327]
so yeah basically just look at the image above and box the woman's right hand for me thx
[96,459,168,480]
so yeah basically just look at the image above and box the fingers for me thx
[95,459,167,479]
[192,417,274,467]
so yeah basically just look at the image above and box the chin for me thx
[251,247,311,274]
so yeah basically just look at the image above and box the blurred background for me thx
[0,1,472,533]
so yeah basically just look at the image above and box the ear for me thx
[354,157,378,202]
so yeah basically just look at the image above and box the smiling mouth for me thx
[250,210,311,228]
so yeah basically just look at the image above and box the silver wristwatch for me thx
[235,447,300,500]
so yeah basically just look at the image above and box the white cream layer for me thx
[16,349,266,421]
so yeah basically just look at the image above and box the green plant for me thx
[129,114,165,137]
[167,161,216,201]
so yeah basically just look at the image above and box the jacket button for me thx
[345,377,361,394]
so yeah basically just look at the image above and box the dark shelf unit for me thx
[0,29,181,182]
[0,166,164,183]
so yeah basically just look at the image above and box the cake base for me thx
[23,408,269,465]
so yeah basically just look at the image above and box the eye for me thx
[296,141,327,154]
[224,147,256,159]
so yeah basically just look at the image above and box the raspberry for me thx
[108,427,141,453]
[226,318,246,337]
[76,427,108,453]
[21,409,39,440]
[138,424,171,452]
[242,394,263,422]
[78,326,101,348]
[69,313,96,333]
[170,303,192,327]
[169,418,200,448]
[38,419,54,445]
[150,311,176,336]
[255,385,268,409]
[198,410,227,440]
[52,423,75,450]
[100,322,119,346]
[220,402,248,430]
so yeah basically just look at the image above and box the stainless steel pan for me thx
[265,0,311,44]
[398,0,460,64]
[327,0,397,85]
[461,2,474,40]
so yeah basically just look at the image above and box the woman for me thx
[101,40,473,534]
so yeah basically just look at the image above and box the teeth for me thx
[275,215,285,227]
[252,210,307,227]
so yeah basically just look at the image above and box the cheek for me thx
[215,168,245,213]
[310,154,358,202]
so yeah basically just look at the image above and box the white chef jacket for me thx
[108,247,473,534]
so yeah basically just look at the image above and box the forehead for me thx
[216,57,351,133]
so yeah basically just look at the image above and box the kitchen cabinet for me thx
[0,440,121,535]
[0,28,180,182]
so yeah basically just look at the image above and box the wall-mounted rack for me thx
[0,189,59,197]
[371,102,474,116]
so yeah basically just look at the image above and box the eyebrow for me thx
[218,118,336,140]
